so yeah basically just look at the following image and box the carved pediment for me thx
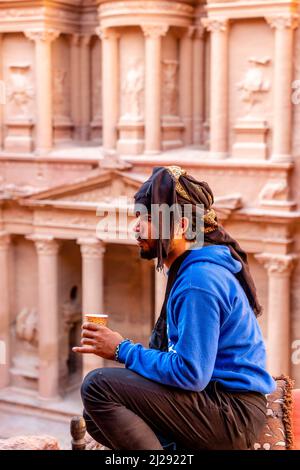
[19,168,243,220]
[20,170,147,207]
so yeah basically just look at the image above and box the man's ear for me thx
[181,217,190,236]
[173,217,190,240]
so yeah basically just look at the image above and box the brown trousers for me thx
[81,367,267,451]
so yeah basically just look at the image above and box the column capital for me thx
[26,234,60,255]
[24,28,60,43]
[141,24,169,39]
[95,26,120,41]
[0,231,11,250]
[266,14,299,31]
[70,33,81,47]
[255,253,297,275]
[80,34,92,47]
[180,26,196,39]
[194,24,205,39]
[78,237,105,259]
[201,17,229,33]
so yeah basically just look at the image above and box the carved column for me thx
[97,27,120,157]
[179,27,194,145]
[256,253,297,376]
[0,233,11,388]
[202,18,229,158]
[0,34,3,150]
[193,25,205,145]
[28,235,60,400]
[78,238,106,376]
[154,264,168,323]
[25,29,60,155]
[142,24,169,154]
[80,35,92,141]
[70,34,81,141]
[266,15,299,162]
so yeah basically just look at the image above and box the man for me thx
[74,166,276,450]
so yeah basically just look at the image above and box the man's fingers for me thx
[72,346,95,354]
[81,329,97,339]
[81,338,96,346]
[82,322,101,331]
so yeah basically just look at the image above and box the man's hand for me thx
[72,322,124,360]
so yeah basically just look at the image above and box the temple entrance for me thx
[59,241,82,393]
[103,243,155,367]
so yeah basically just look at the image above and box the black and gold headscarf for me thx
[134,166,263,321]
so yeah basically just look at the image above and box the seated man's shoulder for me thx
[180,261,230,291]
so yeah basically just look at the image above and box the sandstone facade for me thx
[0,1,300,419]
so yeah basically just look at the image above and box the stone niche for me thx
[229,19,273,160]
[91,36,102,144]
[58,240,82,393]
[52,34,73,144]
[3,33,35,153]
[161,30,184,150]
[117,27,145,155]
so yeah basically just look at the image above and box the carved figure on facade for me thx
[12,308,38,380]
[53,69,69,119]
[7,65,34,119]
[121,59,144,120]
[162,60,178,117]
[16,307,38,347]
[259,180,288,202]
[237,57,270,116]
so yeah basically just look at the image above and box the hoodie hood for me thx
[178,245,242,276]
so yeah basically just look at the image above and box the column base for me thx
[270,153,294,163]
[34,148,52,157]
[90,117,102,145]
[161,116,184,151]
[4,120,34,153]
[193,118,204,146]
[117,119,145,155]
[80,126,91,141]
[73,127,82,141]
[232,119,269,160]
[53,116,73,143]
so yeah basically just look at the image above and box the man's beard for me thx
[138,242,157,261]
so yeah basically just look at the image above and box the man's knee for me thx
[81,368,107,404]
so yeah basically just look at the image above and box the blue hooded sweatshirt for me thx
[118,245,276,394]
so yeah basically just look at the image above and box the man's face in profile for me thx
[134,212,158,261]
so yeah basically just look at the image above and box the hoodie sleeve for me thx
[117,288,221,391]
